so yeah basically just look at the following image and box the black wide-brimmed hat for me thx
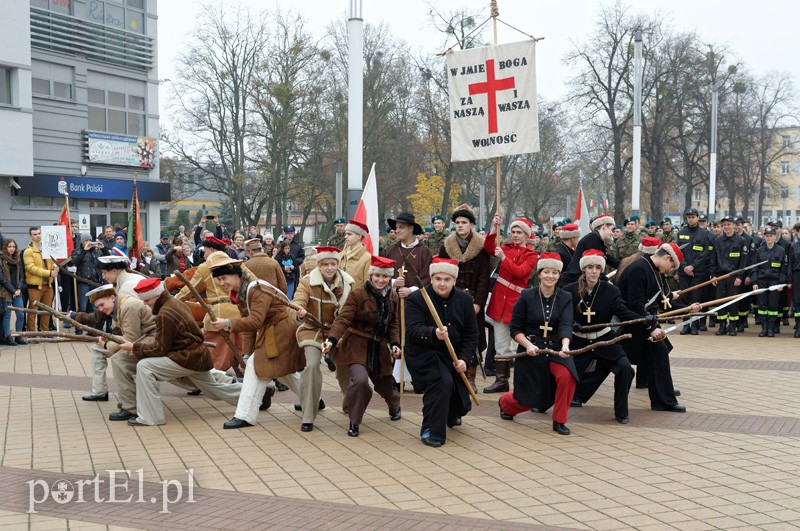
[387,212,422,235]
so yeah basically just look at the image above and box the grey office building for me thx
[0,0,168,249]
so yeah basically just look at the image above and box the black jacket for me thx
[676,224,712,276]
[405,285,477,416]
[70,244,105,285]
[710,233,749,278]
[563,231,620,284]
[750,244,788,286]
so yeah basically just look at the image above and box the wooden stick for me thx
[398,265,406,394]
[495,334,632,360]
[8,306,49,316]
[658,293,746,318]
[256,283,327,330]
[26,338,96,344]
[172,270,244,368]
[34,302,125,344]
[673,260,768,297]
[51,257,102,288]
[13,332,98,342]
[580,312,718,332]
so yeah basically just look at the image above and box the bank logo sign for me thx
[88,132,157,168]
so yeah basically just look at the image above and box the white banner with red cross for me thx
[446,40,539,162]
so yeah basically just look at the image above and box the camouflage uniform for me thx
[611,231,641,260]
[327,231,346,250]
[425,229,448,255]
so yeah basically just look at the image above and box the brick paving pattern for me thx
[0,330,799,529]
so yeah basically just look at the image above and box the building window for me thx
[86,84,146,135]
[30,0,73,15]
[31,60,75,101]
[84,0,145,34]
[692,189,702,201]
[0,68,12,105]
[764,164,771,176]
[763,188,772,200]
[781,161,790,175]
[782,135,792,149]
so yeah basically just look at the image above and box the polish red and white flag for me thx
[353,163,379,254]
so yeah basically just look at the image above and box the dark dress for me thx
[405,285,477,441]
[563,280,639,418]
[616,256,687,409]
[508,287,575,411]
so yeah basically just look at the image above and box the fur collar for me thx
[308,267,353,306]
[442,231,485,263]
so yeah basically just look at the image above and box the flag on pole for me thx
[603,198,609,210]
[57,195,74,258]
[446,40,539,162]
[574,185,590,235]
[353,163,379,254]
[127,182,144,261]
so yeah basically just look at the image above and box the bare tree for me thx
[566,2,656,221]
[162,4,266,229]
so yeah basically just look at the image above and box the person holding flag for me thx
[23,227,58,333]
[482,215,538,394]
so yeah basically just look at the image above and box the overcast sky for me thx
[156,0,800,117]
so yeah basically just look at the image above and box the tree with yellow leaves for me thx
[409,172,460,224]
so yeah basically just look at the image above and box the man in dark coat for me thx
[405,257,477,447]
[436,204,490,389]
[562,215,620,284]
[617,243,700,412]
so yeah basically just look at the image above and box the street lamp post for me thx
[709,84,719,222]
[631,30,643,218]
[346,0,363,219]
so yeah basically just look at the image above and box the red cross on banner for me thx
[447,40,539,162]
[468,59,516,134]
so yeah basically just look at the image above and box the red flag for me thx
[127,183,144,260]
[574,187,583,221]
[58,197,74,258]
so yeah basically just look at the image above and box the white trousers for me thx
[234,358,300,424]
[134,357,242,426]
[492,320,515,358]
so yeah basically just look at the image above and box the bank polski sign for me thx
[87,132,157,168]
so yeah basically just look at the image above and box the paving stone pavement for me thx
[0,324,799,530]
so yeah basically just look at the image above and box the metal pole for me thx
[479,172,486,230]
[346,0,364,220]
[491,0,501,227]
[631,30,643,218]
[335,160,343,219]
[709,84,719,221]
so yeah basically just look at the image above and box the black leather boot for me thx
[766,317,775,338]
[483,361,509,393]
[758,321,768,337]
[715,321,728,336]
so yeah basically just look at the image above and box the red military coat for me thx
[483,232,538,324]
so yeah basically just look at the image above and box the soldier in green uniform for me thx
[611,217,642,261]
[327,217,347,250]
[425,215,448,255]
[660,217,676,243]
[645,220,658,236]
[546,221,563,252]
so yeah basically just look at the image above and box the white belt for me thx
[496,276,524,293]
[574,327,611,340]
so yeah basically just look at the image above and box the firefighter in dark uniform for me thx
[766,220,791,329]
[750,226,788,337]
[710,216,749,336]
[677,209,713,335]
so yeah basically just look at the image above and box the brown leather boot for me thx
[467,365,478,393]
[483,360,510,393]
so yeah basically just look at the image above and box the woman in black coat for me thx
[564,249,649,424]
[498,252,576,435]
